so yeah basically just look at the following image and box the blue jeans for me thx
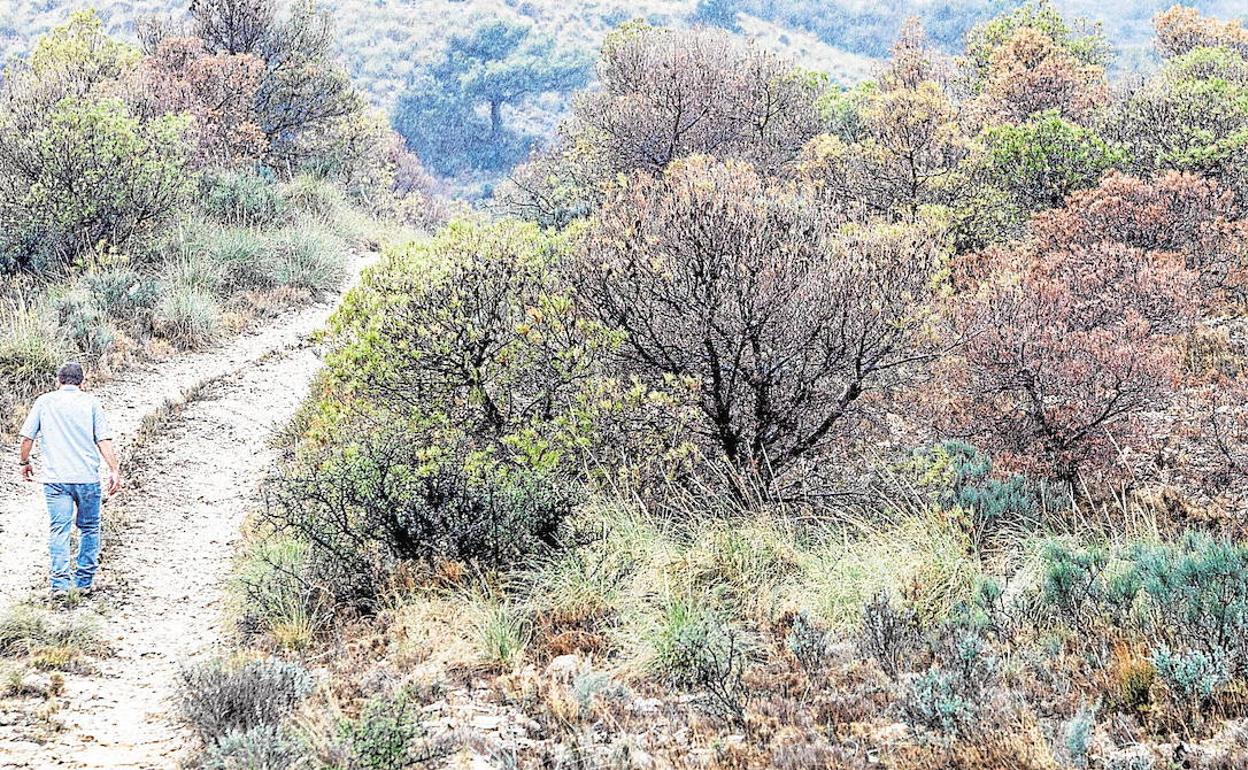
[43,483,102,591]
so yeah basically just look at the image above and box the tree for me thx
[943,175,1207,482]
[393,19,590,176]
[496,24,825,227]
[1113,45,1248,203]
[972,25,1110,124]
[130,35,266,166]
[799,22,970,223]
[185,0,366,171]
[963,0,1110,86]
[577,156,943,488]
[573,24,825,177]
[189,0,275,55]
[1153,5,1248,59]
[972,110,1126,225]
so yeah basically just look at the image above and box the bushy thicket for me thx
[228,5,1248,768]
[0,5,443,428]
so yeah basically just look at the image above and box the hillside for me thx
[7,0,1244,113]
[8,2,1248,769]
[0,0,877,108]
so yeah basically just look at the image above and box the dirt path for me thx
[0,256,371,768]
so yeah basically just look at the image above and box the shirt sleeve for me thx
[19,399,41,440]
[92,400,115,442]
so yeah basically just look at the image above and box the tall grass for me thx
[0,301,66,430]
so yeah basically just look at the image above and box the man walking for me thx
[17,362,123,599]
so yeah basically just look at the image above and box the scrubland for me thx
[9,0,1248,768]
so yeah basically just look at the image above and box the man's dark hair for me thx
[57,362,85,386]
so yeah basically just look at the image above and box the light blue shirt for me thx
[19,386,114,484]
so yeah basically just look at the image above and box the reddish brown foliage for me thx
[132,36,265,165]
[1154,5,1248,59]
[975,26,1110,124]
[1031,171,1248,299]
[946,209,1200,481]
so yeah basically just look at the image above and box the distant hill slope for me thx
[0,0,878,109]
[6,1,1247,107]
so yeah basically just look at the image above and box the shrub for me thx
[1134,533,1248,674]
[335,692,445,769]
[83,267,159,333]
[200,724,307,770]
[235,534,330,651]
[785,611,831,673]
[0,95,193,273]
[574,25,822,177]
[1151,645,1227,717]
[264,430,577,607]
[858,592,921,680]
[155,283,222,349]
[281,175,350,223]
[200,169,284,227]
[651,598,753,727]
[267,225,345,294]
[945,194,1198,481]
[908,441,1053,552]
[903,668,977,735]
[178,657,315,742]
[51,288,116,360]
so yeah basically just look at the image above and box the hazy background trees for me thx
[393,19,590,176]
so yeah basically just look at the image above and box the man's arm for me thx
[17,437,34,482]
[97,439,123,496]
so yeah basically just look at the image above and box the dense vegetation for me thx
[0,0,442,432]
[9,0,1248,766]
[8,0,1246,192]
[172,3,1248,769]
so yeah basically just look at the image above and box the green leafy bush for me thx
[264,429,577,607]
[334,692,445,770]
[0,97,193,273]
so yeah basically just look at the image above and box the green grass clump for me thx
[0,304,66,430]
[206,228,281,293]
[0,603,104,672]
[156,283,223,350]
[267,225,348,295]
